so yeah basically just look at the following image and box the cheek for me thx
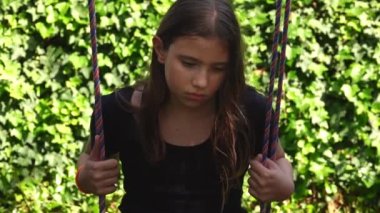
[213,74,226,90]
[163,60,181,89]
[164,60,186,81]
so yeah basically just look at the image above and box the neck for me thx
[162,97,216,120]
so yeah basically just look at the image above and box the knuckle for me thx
[248,189,254,196]
[249,178,255,186]
[257,179,265,188]
[114,169,120,176]
[255,191,262,199]
[262,171,270,179]
[93,173,102,180]
[248,169,254,176]
[113,177,119,184]
[94,187,100,195]
[247,178,252,187]
[105,186,116,195]
[262,196,269,202]
[111,159,118,166]
[90,162,98,170]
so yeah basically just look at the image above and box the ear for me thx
[152,36,166,63]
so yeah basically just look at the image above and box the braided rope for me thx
[88,0,106,212]
[260,0,291,212]
[269,0,292,160]
[262,0,283,163]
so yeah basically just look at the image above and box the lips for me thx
[186,92,206,101]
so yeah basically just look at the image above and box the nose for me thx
[192,69,208,89]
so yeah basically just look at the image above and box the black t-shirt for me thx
[90,85,268,213]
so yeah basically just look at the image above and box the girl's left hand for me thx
[248,154,294,202]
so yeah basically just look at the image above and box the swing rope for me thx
[87,0,291,212]
[260,0,291,212]
[88,0,106,212]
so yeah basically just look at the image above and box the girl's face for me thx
[154,36,228,109]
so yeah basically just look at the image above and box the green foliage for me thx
[240,0,380,212]
[0,0,379,212]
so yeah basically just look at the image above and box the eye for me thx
[182,61,196,67]
[213,66,226,72]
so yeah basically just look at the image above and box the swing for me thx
[260,0,291,212]
[86,0,291,212]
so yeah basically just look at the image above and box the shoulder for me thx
[241,85,267,135]
[94,86,137,156]
[241,85,268,154]
[93,86,135,131]
[242,84,267,114]
[101,86,134,115]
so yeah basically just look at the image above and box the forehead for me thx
[168,36,229,64]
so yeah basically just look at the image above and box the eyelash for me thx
[182,61,196,67]
[213,67,225,72]
[181,60,226,72]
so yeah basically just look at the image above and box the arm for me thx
[271,154,294,201]
[272,143,293,183]
[77,137,91,167]
[76,136,120,195]
[247,142,294,202]
[76,88,138,195]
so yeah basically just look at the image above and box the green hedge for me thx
[0,0,379,212]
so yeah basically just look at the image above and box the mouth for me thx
[186,93,207,101]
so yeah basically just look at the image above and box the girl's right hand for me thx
[76,135,119,195]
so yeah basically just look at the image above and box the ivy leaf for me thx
[35,22,55,39]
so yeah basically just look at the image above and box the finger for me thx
[89,135,103,161]
[250,159,269,177]
[102,167,119,179]
[247,168,259,182]
[99,177,118,188]
[250,154,265,167]
[249,186,270,203]
[248,167,254,176]
[248,186,261,201]
[248,170,272,202]
[255,154,263,161]
[248,177,257,189]
[92,167,119,181]
[96,184,117,195]
[265,158,279,170]
[252,154,267,163]
[248,170,266,188]
[95,159,119,170]
[255,154,274,168]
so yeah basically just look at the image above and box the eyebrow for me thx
[178,55,228,66]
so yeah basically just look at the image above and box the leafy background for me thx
[0,0,379,212]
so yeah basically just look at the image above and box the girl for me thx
[76,0,294,212]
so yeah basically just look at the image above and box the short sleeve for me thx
[89,86,135,158]
[242,86,275,156]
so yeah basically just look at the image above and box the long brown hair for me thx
[127,0,251,207]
